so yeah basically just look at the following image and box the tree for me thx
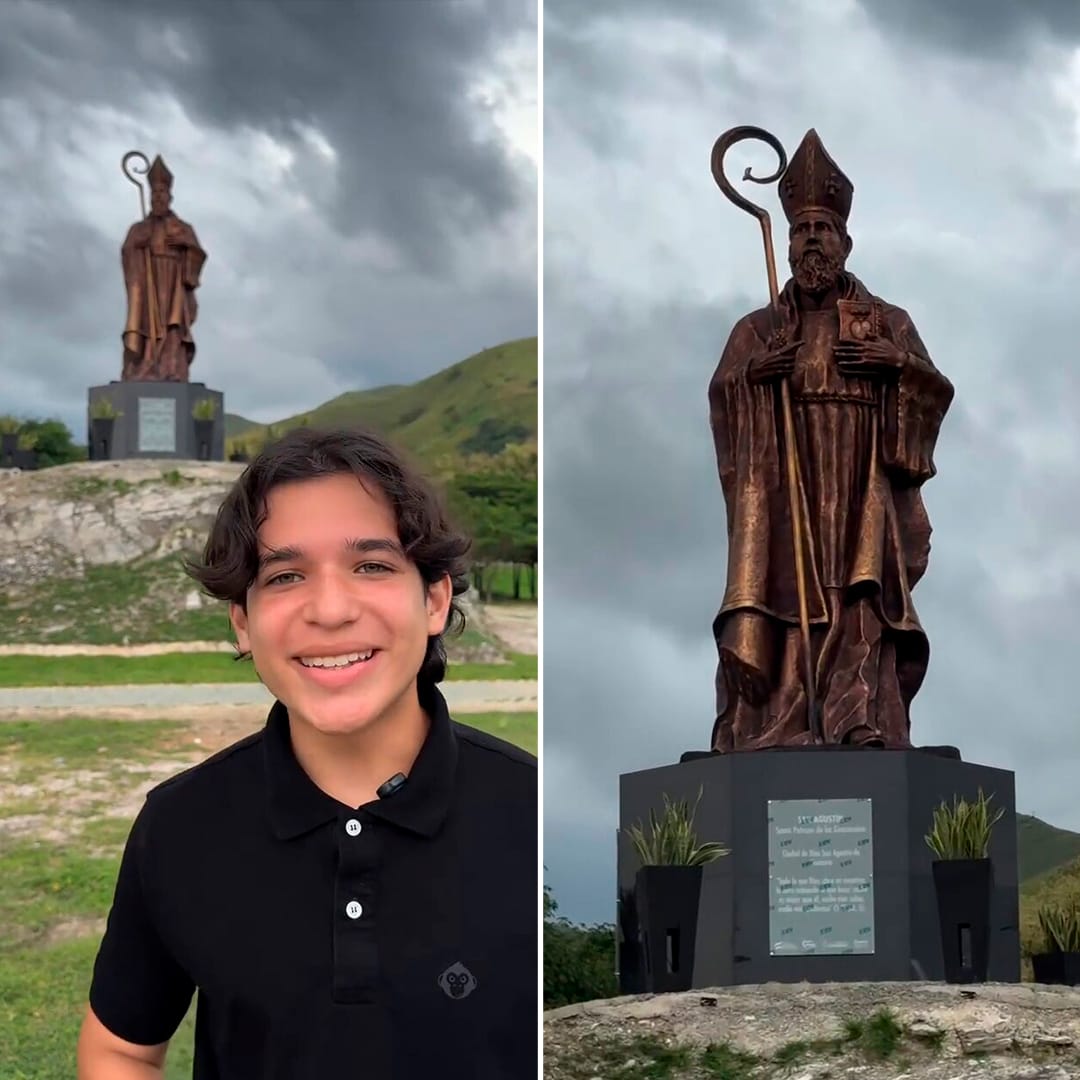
[12,418,84,467]
[543,882,618,1009]
[445,441,537,600]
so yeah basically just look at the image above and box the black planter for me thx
[193,418,214,461]
[932,858,993,984]
[635,865,702,992]
[1,432,16,466]
[90,417,115,462]
[228,451,249,463]
[1032,951,1080,986]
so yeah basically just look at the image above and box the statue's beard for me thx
[791,249,845,294]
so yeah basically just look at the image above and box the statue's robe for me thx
[121,212,206,382]
[707,272,954,751]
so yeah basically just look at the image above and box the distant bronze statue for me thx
[120,153,206,382]
[707,127,954,752]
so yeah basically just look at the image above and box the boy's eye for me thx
[266,571,301,586]
[357,562,392,574]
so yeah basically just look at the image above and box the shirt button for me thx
[345,818,362,836]
[346,900,363,920]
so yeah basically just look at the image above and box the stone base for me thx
[88,382,225,461]
[617,746,1020,991]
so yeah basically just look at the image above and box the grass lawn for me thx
[0,711,535,1078]
[0,651,537,687]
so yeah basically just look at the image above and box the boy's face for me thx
[230,472,452,739]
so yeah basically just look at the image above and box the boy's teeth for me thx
[300,651,374,668]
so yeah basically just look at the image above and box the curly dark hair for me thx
[184,427,471,686]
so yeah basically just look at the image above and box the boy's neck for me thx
[286,685,431,810]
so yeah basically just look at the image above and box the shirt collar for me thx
[263,683,459,841]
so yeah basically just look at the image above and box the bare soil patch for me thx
[482,603,538,654]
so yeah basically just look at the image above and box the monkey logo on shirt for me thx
[437,962,478,1000]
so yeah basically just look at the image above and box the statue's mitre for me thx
[778,129,853,225]
[147,155,174,188]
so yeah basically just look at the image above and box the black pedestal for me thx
[87,381,225,461]
[617,746,1020,990]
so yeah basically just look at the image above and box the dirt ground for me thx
[479,603,537,654]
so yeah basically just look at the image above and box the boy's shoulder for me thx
[144,727,266,808]
[451,719,536,771]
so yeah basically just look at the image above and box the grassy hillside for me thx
[225,338,537,464]
[1020,853,1080,961]
[224,413,261,439]
[1018,813,1080,882]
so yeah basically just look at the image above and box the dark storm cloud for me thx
[544,0,1080,924]
[0,0,530,269]
[855,0,1080,60]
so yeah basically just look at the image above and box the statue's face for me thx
[788,211,850,295]
[150,184,171,218]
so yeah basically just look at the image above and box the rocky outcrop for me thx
[0,459,242,588]
[0,459,505,654]
[544,982,1080,1078]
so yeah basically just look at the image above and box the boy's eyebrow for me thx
[257,537,406,571]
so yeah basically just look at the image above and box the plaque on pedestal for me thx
[767,798,875,957]
[137,397,178,453]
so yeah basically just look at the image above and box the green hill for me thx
[1018,813,1080,883]
[224,413,261,439]
[225,338,537,465]
[1021,854,1080,960]
[1012,815,1080,965]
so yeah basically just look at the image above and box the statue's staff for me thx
[711,125,822,743]
[121,151,164,364]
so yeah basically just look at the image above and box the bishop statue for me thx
[708,130,954,752]
[120,155,206,382]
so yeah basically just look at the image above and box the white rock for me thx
[184,590,203,610]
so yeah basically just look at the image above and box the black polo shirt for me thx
[88,684,537,1079]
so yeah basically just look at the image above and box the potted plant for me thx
[627,786,729,992]
[925,788,1003,984]
[192,398,217,461]
[0,415,19,466]
[228,438,250,463]
[1032,903,1080,986]
[14,429,39,471]
[89,398,122,461]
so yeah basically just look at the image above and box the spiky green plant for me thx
[16,430,37,451]
[1038,903,1080,953]
[89,398,121,420]
[627,786,730,867]
[924,788,1003,860]
[192,397,217,420]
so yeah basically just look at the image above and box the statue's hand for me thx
[720,648,770,707]
[747,339,803,385]
[834,338,906,379]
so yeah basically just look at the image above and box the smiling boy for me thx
[76,428,538,1079]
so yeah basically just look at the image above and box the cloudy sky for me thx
[544,0,1080,924]
[0,0,537,438]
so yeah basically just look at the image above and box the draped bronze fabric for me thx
[121,213,206,382]
[707,272,953,751]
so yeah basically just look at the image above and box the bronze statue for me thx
[707,127,953,752]
[120,153,206,382]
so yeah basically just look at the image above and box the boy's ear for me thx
[426,575,453,636]
[230,603,251,654]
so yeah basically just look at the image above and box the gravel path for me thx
[0,679,537,714]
